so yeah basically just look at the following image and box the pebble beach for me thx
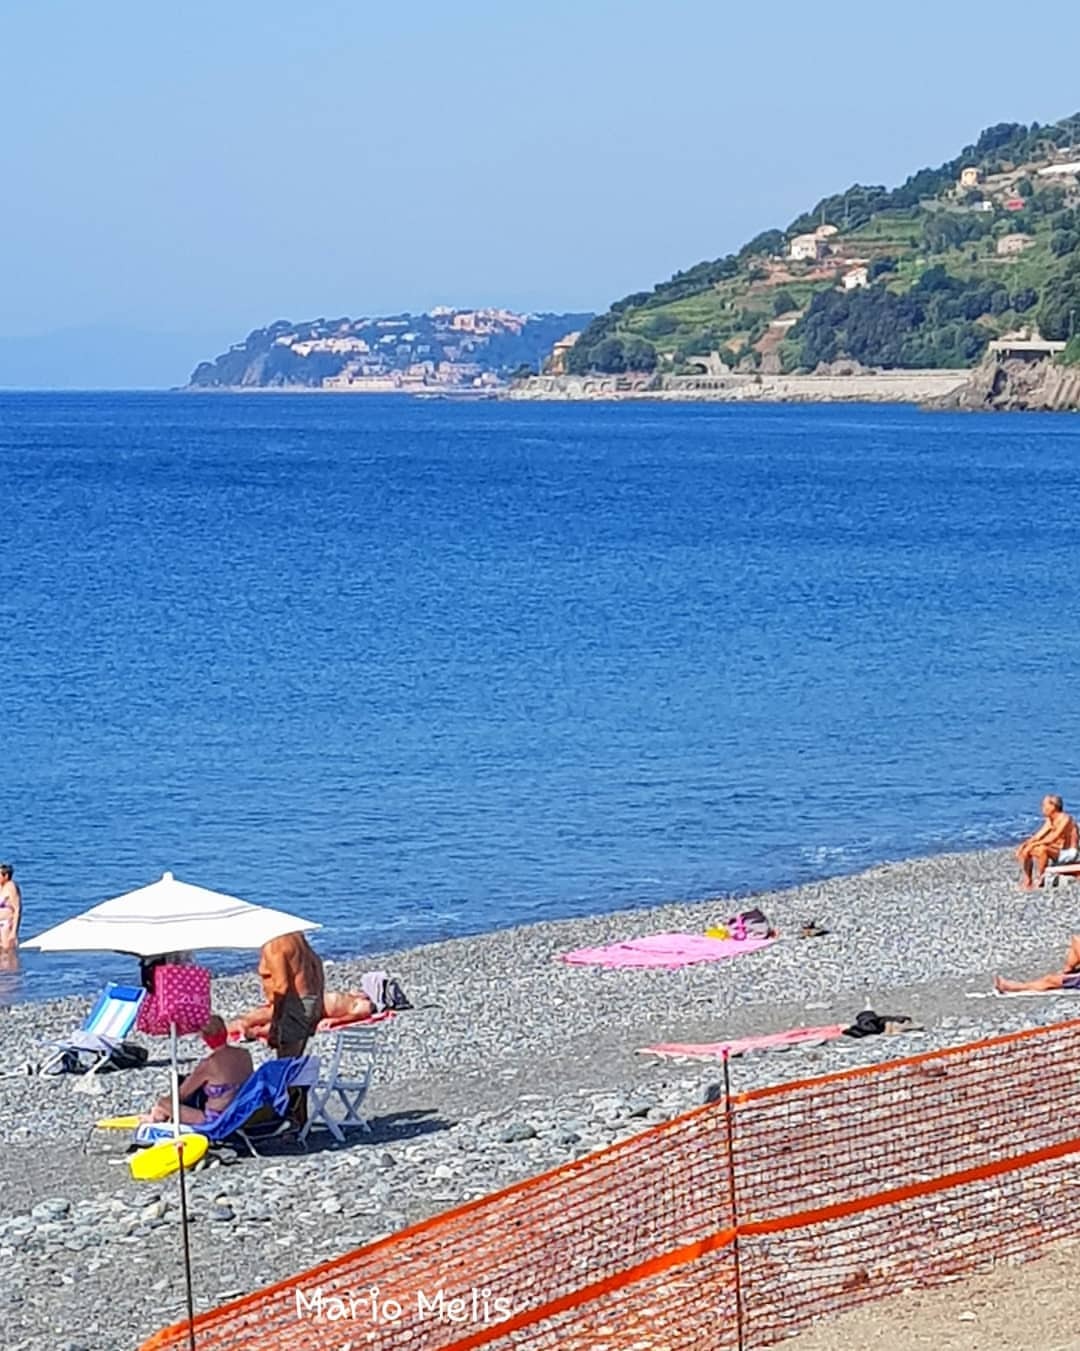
[3,845,1080,1351]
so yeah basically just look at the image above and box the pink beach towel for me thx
[640,1024,847,1060]
[228,1010,395,1044]
[559,931,776,970]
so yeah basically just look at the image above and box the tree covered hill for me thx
[566,114,1080,375]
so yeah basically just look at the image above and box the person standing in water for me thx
[0,864,21,950]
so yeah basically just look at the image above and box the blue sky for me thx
[3,0,1080,353]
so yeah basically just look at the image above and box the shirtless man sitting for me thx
[1016,794,1079,890]
[995,936,1080,994]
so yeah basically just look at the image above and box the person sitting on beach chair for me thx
[141,1015,253,1125]
[995,935,1080,993]
[1016,794,1079,890]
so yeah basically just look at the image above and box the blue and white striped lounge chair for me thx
[41,982,145,1077]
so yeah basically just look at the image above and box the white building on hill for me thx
[789,232,824,261]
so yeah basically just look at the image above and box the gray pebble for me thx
[498,1121,537,1143]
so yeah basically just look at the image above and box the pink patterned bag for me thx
[136,965,211,1036]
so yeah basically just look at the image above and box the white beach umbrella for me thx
[25,871,323,1351]
[24,869,322,1121]
[23,869,320,957]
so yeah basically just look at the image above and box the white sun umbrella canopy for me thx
[26,875,321,1351]
[25,871,321,1128]
[24,870,320,958]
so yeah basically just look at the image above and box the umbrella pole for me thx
[171,1020,197,1351]
[170,1021,182,1130]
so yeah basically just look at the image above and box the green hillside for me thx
[566,115,1080,375]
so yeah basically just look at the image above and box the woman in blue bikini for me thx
[143,1015,253,1125]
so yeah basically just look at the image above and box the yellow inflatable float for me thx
[129,1132,209,1181]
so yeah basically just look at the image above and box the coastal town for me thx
[187,307,591,395]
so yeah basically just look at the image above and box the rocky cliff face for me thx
[929,355,1080,411]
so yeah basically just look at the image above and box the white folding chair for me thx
[300,1024,389,1144]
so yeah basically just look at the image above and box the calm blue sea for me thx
[2,392,1079,1002]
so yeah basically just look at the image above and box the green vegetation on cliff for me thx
[568,114,1080,375]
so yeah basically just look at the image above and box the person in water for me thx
[995,935,1080,993]
[0,863,22,951]
[142,1015,253,1125]
[229,989,375,1042]
[1016,794,1079,890]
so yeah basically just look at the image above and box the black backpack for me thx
[383,977,412,1011]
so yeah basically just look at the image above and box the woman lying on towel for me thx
[141,1015,254,1125]
[995,935,1080,993]
[228,990,375,1042]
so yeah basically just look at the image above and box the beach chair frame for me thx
[1044,862,1080,888]
[300,1025,388,1144]
[40,982,145,1078]
[230,1056,321,1156]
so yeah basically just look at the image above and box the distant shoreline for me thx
[177,369,970,405]
[178,384,498,399]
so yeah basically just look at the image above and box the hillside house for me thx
[842,266,869,290]
[815,224,839,239]
[548,332,581,376]
[789,232,824,261]
[959,166,981,188]
[996,233,1035,257]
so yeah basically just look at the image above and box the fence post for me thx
[722,1050,745,1351]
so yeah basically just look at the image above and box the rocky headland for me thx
[927,353,1080,411]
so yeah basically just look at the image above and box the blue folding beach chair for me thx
[133,1056,319,1156]
[41,982,146,1077]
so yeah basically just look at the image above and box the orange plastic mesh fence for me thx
[141,1020,1080,1351]
[142,1099,736,1351]
[731,1019,1080,1343]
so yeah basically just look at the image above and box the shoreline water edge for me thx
[1,830,1023,1006]
[3,847,1080,1349]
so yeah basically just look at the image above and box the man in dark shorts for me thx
[258,931,325,1057]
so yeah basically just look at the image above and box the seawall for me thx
[506,370,969,404]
